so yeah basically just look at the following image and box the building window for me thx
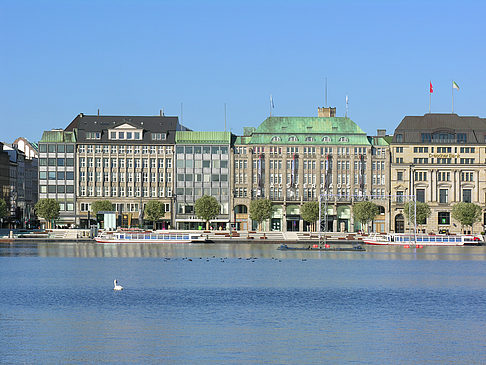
[463,189,472,203]
[421,133,431,143]
[396,134,403,142]
[396,191,404,203]
[438,212,450,225]
[414,171,427,181]
[457,133,467,143]
[397,171,403,181]
[439,189,448,204]
[416,189,425,203]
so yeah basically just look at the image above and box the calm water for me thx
[1,242,486,364]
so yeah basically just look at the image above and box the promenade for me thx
[0,228,365,244]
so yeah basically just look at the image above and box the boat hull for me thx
[94,231,207,244]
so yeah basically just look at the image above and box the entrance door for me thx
[271,218,281,231]
[395,214,404,233]
[338,219,349,232]
[286,220,299,231]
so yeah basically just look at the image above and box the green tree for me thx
[91,200,114,215]
[0,198,7,219]
[35,198,60,227]
[301,201,320,231]
[451,202,481,233]
[249,199,272,231]
[403,201,431,230]
[195,195,220,230]
[352,201,379,233]
[144,200,166,229]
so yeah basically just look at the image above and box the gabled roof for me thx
[65,114,189,144]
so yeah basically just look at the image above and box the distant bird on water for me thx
[113,279,123,291]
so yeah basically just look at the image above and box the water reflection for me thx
[1,242,485,260]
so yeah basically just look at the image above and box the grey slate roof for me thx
[392,113,486,144]
[65,114,190,144]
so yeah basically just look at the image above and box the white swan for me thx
[113,279,123,291]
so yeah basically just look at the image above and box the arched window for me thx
[288,136,298,142]
[339,137,349,142]
[322,136,331,142]
[305,136,315,142]
[271,136,281,142]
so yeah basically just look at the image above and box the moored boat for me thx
[95,230,208,244]
[363,233,482,246]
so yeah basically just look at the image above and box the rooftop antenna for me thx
[224,103,227,132]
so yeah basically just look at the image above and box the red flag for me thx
[430,81,433,93]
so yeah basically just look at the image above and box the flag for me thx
[453,81,460,90]
[270,94,274,108]
[430,81,433,93]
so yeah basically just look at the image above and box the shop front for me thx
[337,205,351,232]
[271,205,283,231]
[234,205,248,231]
[286,205,300,232]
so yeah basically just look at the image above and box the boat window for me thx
[417,237,422,242]
[120,235,124,239]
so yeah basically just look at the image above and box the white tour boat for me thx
[95,230,208,244]
[363,233,483,246]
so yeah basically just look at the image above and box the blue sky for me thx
[1,0,485,143]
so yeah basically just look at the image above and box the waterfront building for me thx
[0,143,11,223]
[13,137,38,225]
[390,113,486,234]
[38,130,77,227]
[174,131,232,229]
[65,113,187,228]
[232,107,391,232]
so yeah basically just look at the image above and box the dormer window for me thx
[108,123,143,140]
[288,136,298,142]
[322,136,331,142]
[151,133,166,140]
[86,132,101,139]
[305,136,315,142]
[339,137,349,142]
[271,136,281,142]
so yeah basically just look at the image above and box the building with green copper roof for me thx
[39,129,77,143]
[174,131,232,230]
[231,107,391,233]
[38,129,77,227]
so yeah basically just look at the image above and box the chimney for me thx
[377,129,386,137]
[97,108,100,116]
[318,107,336,117]
[160,108,164,116]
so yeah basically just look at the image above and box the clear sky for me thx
[1,0,485,144]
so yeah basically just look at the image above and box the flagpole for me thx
[452,81,454,114]
[429,92,431,113]
[269,95,272,117]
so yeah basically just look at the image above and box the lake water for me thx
[1,242,486,364]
